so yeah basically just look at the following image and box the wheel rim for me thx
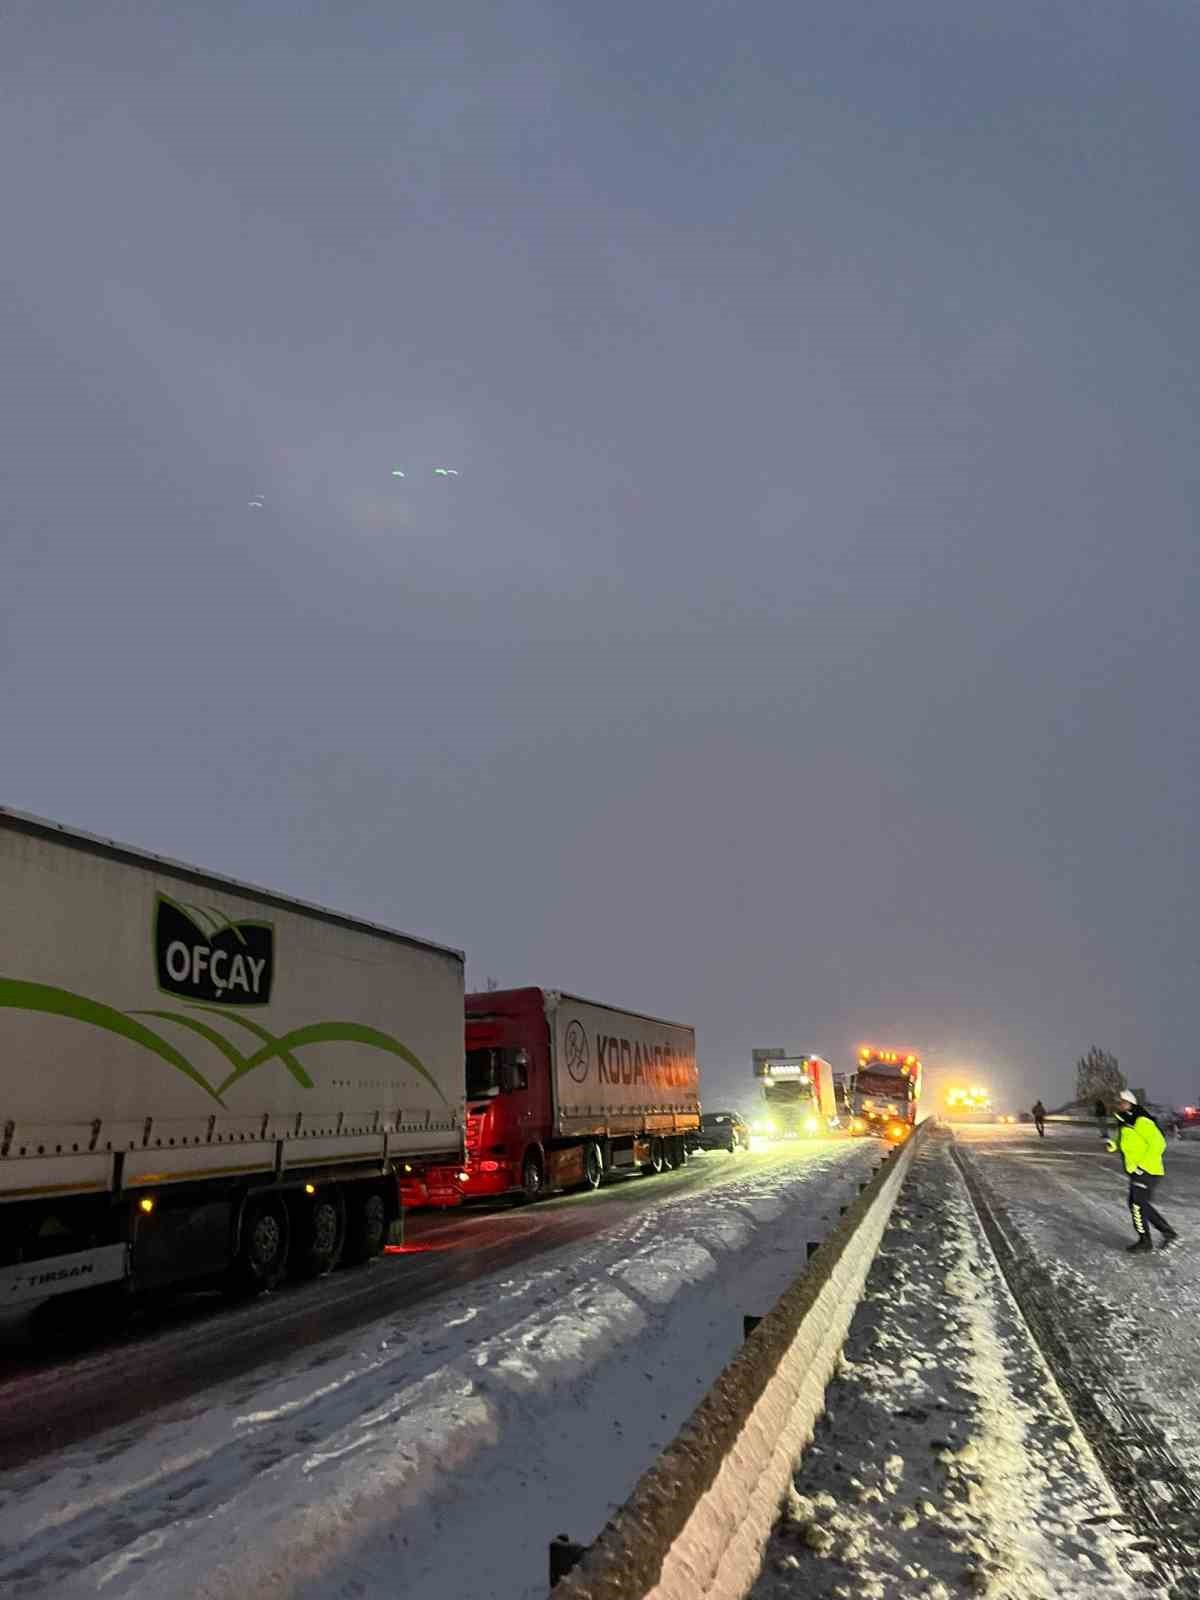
[524,1158,542,1195]
[251,1211,282,1269]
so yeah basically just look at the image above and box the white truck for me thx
[750,1049,838,1138]
[1,807,464,1336]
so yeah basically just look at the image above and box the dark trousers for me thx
[1128,1174,1171,1237]
[1034,1118,1045,1137]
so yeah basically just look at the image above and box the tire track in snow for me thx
[953,1141,1200,1595]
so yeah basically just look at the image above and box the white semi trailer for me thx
[0,807,464,1336]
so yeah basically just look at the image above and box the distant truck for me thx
[751,1049,838,1138]
[447,988,699,1202]
[849,1047,922,1138]
[0,808,465,1338]
[944,1084,993,1123]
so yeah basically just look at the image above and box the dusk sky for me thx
[4,2,1198,1110]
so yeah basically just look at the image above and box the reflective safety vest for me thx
[1113,1113,1166,1176]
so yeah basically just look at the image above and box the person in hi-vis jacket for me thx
[1107,1089,1179,1253]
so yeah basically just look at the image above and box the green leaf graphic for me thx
[181,901,219,933]
[0,979,225,1104]
[205,907,247,945]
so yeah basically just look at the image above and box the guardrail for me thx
[550,1121,931,1600]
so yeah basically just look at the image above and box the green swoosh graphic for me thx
[133,1009,254,1086]
[0,979,225,1105]
[185,1006,314,1094]
[3,981,445,1108]
[236,1021,448,1105]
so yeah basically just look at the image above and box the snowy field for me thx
[751,1132,1151,1600]
[0,1142,877,1600]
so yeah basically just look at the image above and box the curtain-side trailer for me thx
[0,807,464,1337]
[452,987,699,1201]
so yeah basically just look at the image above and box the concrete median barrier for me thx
[551,1124,929,1600]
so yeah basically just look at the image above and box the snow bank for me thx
[553,1133,919,1600]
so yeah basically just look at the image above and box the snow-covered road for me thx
[751,1132,1151,1600]
[955,1123,1200,1483]
[0,1141,878,1600]
[0,1140,856,1468]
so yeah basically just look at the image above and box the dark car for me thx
[694,1111,750,1153]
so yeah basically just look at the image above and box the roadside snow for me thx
[751,1135,1147,1600]
[0,1143,875,1600]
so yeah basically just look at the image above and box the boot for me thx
[1158,1229,1179,1249]
[1126,1234,1153,1254]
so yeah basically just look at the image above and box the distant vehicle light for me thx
[804,1116,819,1134]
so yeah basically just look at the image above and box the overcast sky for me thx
[4,1,1198,1110]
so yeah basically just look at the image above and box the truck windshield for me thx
[856,1071,907,1098]
[763,1080,814,1105]
[466,1048,528,1098]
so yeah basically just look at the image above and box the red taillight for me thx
[479,1159,500,1173]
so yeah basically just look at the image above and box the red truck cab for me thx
[463,987,554,1199]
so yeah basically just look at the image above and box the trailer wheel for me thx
[288,1187,346,1279]
[518,1150,545,1203]
[665,1137,687,1170]
[583,1141,603,1190]
[645,1137,666,1175]
[230,1196,290,1297]
[343,1187,388,1266]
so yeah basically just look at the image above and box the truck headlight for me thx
[804,1116,819,1135]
